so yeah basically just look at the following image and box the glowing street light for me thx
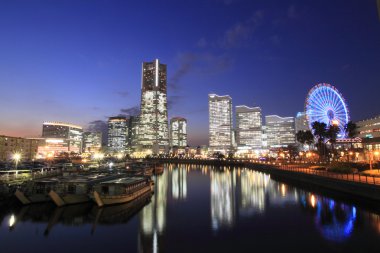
[13,153,21,170]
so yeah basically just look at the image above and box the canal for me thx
[1,164,380,252]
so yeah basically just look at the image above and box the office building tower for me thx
[295,112,309,133]
[126,115,140,153]
[107,116,127,152]
[265,115,296,148]
[208,94,233,153]
[83,132,102,153]
[170,117,187,148]
[42,121,83,154]
[236,105,263,150]
[138,59,169,154]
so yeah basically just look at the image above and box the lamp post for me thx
[13,153,21,170]
[13,153,21,177]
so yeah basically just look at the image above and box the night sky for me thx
[0,0,379,146]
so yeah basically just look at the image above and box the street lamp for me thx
[13,153,21,170]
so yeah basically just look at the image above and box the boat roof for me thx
[59,173,123,183]
[98,177,147,186]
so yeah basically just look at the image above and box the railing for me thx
[0,169,62,185]
[277,164,380,186]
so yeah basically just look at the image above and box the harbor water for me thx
[1,164,380,253]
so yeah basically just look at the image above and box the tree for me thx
[296,130,314,150]
[327,124,340,161]
[296,131,306,145]
[311,121,328,162]
[345,121,358,153]
[304,130,315,147]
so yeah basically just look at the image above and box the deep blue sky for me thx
[1,0,380,146]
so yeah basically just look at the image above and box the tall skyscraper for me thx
[295,112,309,133]
[138,59,169,154]
[107,116,127,153]
[170,117,187,148]
[236,105,263,150]
[42,121,83,154]
[208,94,233,153]
[265,115,296,148]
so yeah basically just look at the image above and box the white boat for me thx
[92,177,154,207]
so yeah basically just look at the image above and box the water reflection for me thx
[171,166,187,200]
[238,169,269,216]
[139,168,169,253]
[1,165,380,253]
[210,168,236,230]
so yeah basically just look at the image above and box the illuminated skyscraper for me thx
[235,105,262,150]
[138,59,169,154]
[170,117,187,148]
[265,115,296,148]
[208,94,233,153]
[107,116,127,152]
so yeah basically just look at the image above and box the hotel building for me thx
[235,105,263,150]
[208,94,233,154]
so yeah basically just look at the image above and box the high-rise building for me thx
[42,121,83,154]
[265,115,295,148]
[138,59,169,154]
[208,94,233,153]
[170,117,187,148]
[82,132,102,153]
[236,105,263,150]
[107,116,127,153]
[126,115,140,154]
[295,112,309,133]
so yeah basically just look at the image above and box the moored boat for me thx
[15,178,60,205]
[49,173,125,207]
[92,177,153,207]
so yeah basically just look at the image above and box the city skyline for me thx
[1,0,380,146]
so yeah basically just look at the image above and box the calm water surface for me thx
[1,164,380,253]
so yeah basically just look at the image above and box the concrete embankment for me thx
[152,159,380,202]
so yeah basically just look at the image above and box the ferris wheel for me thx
[305,83,350,138]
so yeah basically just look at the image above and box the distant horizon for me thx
[1,0,380,146]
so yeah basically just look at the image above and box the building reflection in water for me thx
[238,169,269,216]
[172,165,187,200]
[139,167,169,253]
[210,168,236,230]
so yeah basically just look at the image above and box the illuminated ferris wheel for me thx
[305,83,350,138]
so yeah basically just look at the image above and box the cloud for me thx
[116,91,129,97]
[168,52,233,90]
[87,120,108,144]
[167,95,183,110]
[169,54,197,90]
[120,105,140,117]
[219,10,264,48]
